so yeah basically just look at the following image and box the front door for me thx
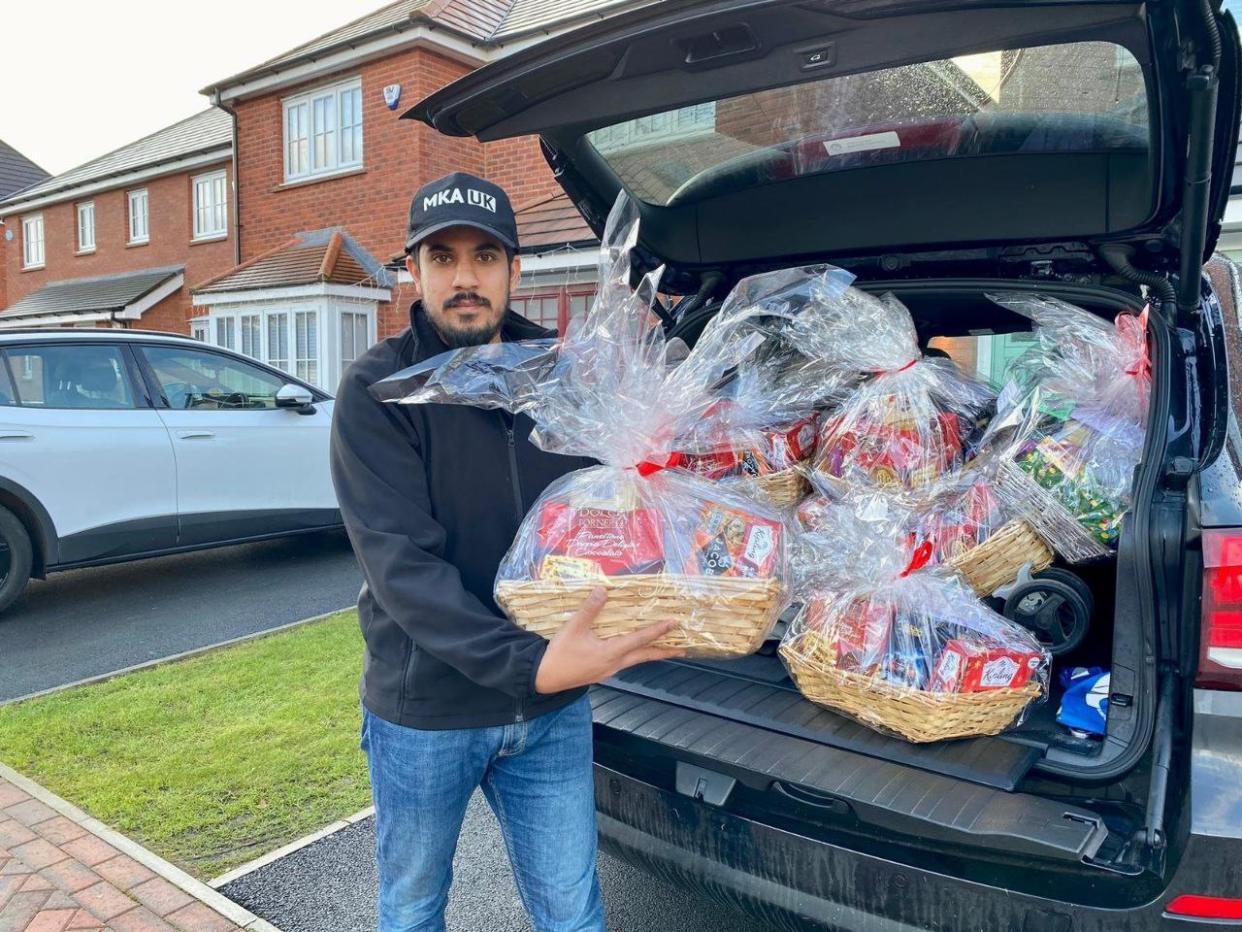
[136,342,337,546]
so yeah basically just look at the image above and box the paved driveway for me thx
[0,529,361,702]
[3,529,779,931]
[223,795,779,932]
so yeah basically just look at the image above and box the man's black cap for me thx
[405,172,518,253]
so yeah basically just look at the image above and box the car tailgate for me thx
[591,683,1109,865]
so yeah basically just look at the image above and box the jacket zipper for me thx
[503,412,527,724]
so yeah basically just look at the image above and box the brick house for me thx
[0,109,234,332]
[192,0,636,390]
[0,140,51,310]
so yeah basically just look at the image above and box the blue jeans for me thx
[361,697,605,932]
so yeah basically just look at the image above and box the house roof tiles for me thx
[204,0,659,93]
[514,192,596,250]
[0,109,231,214]
[194,229,393,295]
[0,140,50,202]
[0,266,185,321]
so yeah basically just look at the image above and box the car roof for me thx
[0,328,199,343]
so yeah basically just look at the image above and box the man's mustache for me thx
[444,292,491,310]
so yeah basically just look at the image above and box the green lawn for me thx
[0,611,370,879]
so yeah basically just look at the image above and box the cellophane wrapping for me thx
[779,492,1050,742]
[374,194,801,656]
[806,289,994,492]
[798,461,1047,598]
[669,266,858,506]
[983,294,1151,562]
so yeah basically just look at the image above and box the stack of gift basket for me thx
[374,190,1152,742]
[372,196,851,658]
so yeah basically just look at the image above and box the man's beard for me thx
[428,290,506,348]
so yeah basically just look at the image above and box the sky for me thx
[1,1,389,177]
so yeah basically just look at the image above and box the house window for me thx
[516,294,561,331]
[340,311,370,370]
[77,202,96,253]
[191,320,209,342]
[21,215,44,269]
[267,313,290,372]
[294,311,318,384]
[512,286,597,334]
[128,189,149,244]
[283,78,364,183]
[240,314,261,359]
[215,316,236,350]
[588,102,718,154]
[192,170,228,240]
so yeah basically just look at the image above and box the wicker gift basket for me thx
[980,294,1152,564]
[781,492,1050,743]
[801,290,992,495]
[946,518,1053,598]
[675,413,819,509]
[910,468,1055,597]
[497,573,785,656]
[783,627,1043,743]
[753,466,812,508]
[495,467,790,657]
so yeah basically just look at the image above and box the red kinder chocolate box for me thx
[929,638,1042,693]
[537,502,665,576]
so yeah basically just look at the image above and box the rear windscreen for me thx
[586,41,1150,206]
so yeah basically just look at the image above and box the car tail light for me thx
[1166,894,1242,919]
[1199,530,1242,690]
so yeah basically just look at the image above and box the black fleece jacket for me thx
[330,302,594,729]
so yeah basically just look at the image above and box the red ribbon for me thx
[900,540,934,578]
[1120,305,1152,383]
[875,358,919,378]
[635,453,682,477]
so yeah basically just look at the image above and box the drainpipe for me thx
[211,91,242,268]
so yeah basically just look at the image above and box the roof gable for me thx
[0,140,50,201]
[194,229,393,295]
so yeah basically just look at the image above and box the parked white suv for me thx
[0,328,340,614]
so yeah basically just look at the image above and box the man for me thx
[330,172,680,932]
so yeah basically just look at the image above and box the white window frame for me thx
[282,77,364,184]
[265,312,291,373]
[192,294,378,390]
[239,313,261,359]
[21,214,44,269]
[339,310,370,370]
[190,319,209,342]
[294,310,319,384]
[215,316,236,350]
[77,202,96,253]
[128,189,149,245]
[192,170,228,242]
[589,102,718,154]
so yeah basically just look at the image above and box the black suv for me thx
[409,2,1242,928]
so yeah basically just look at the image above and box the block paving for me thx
[0,777,243,932]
